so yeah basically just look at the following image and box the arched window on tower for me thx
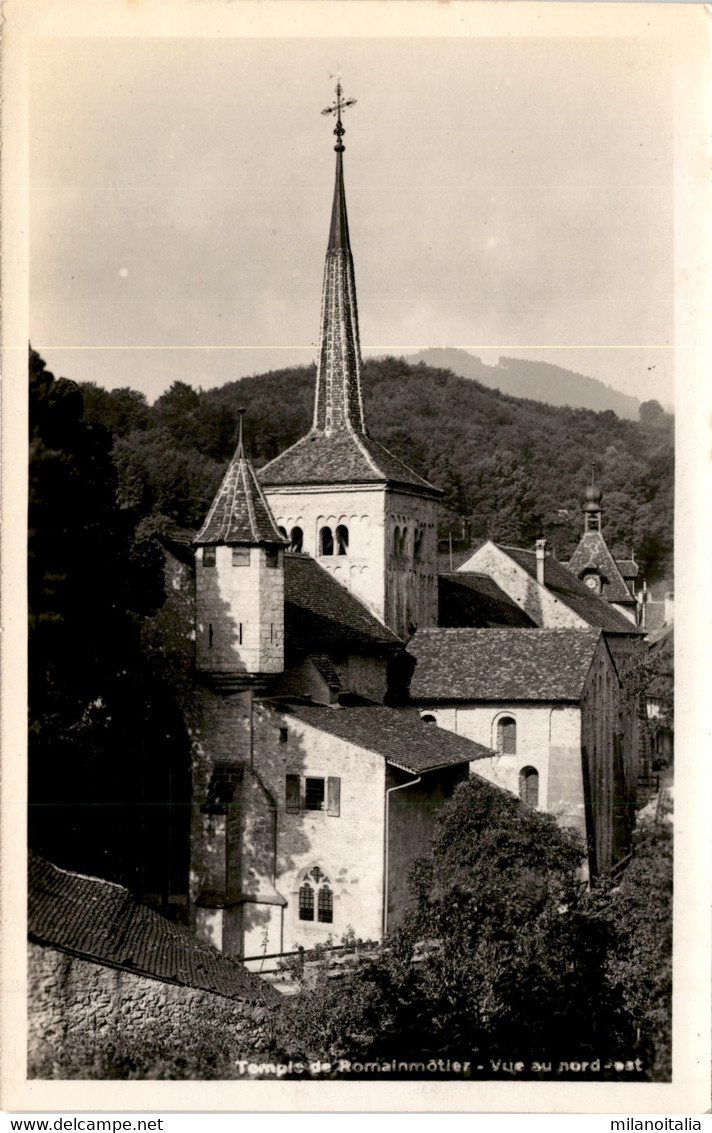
[278,526,288,540]
[519,767,539,807]
[496,716,517,754]
[290,526,303,553]
[336,525,349,555]
[414,528,424,562]
[319,526,334,556]
[400,528,409,559]
[393,526,401,557]
[298,867,334,924]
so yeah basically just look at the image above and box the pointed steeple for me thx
[195,411,288,546]
[313,82,366,435]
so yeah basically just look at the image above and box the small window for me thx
[393,526,401,554]
[336,524,349,555]
[319,527,334,556]
[497,717,517,754]
[203,547,216,567]
[285,774,300,813]
[414,529,424,561]
[278,526,288,539]
[238,622,243,645]
[305,777,325,811]
[232,547,250,567]
[318,885,333,924]
[299,883,315,921]
[519,767,539,807]
[290,526,303,553]
[265,548,280,569]
[279,727,288,744]
[421,714,437,725]
[208,624,213,648]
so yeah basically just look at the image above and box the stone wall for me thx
[28,942,274,1075]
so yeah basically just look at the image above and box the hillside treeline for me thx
[78,355,674,582]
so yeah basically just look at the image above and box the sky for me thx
[29,32,676,407]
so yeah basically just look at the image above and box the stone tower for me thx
[194,415,289,679]
[259,84,442,638]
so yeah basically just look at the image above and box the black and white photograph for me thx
[3,0,709,1116]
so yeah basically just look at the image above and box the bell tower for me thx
[259,84,442,638]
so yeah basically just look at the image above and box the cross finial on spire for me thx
[321,80,357,152]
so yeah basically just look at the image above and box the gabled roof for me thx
[28,853,277,1004]
[498,546,642,634]
[284,553,401,650]
[616,559,639,581]
[276,701,493,772]
[259,429,440,496]
[439,573,536,628]
[566,531,635,603]
[407,627,604,702]
[195,433,288,546]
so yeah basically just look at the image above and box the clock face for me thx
[584,574,600,591]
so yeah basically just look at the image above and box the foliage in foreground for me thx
[273,780,672,1081]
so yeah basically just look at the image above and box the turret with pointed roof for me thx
[260,85,440,638]
[194,414,287,679]
[565,467,639,624]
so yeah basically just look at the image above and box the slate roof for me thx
[195,441,288,546]
[566,531,636,603]
[498,546,643,634]
[407,627,604,702]
[439,573,536,628]
[28,853,277,1004]
[276,701,493,772]
[258,429,441,496]
[284,553,401,650]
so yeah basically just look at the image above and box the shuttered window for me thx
[285,774,300,813]
[326,777,341,817]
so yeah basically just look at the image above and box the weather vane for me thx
[321,80,357,152]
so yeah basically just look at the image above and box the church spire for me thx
[313,82,366,435]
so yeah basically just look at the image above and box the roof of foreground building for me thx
[28,853,278,1003]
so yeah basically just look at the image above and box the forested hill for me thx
[406,348,642,420]
[78,355,673,582]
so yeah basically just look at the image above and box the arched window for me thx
[519,767,539,807]
[278,526,288,539]
[393,526,401,555]
[319,526,334,556]
[317,885,333,924]
[414,529,424,561]
[400,528,409,558]
[336,524,349,555]
[290,526,303,553]
[421,714,437,725]
[496,716,517,754]
[298,867,333,924]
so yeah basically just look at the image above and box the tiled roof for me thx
[284,553,401,649]
[439,573,536,628]
[566,531,635,603]
[407,627,603,702]
[195,441,288,546]
[616,559,639,580]
[499,546,642,634]
[276,701,493,772]
[28,853,277,1004]
[259,429,441,495]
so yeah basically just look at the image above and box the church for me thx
[144,85,644,963]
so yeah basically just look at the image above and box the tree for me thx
[639,399,665,426]
[274,778,637,1077]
